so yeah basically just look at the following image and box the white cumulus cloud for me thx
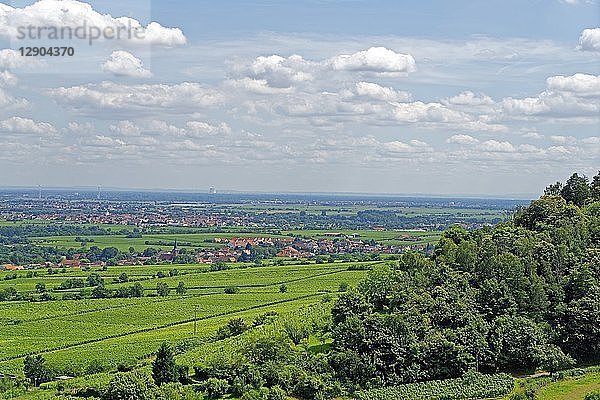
[0,49,45,70]
[501,73,600,119]
[443,91,495,106]
[329,47,417,76]
[351,82,412,102]
[0,116,56,134]
[101,51,152,78]
[225,78,294,94]
[546,73,600,96]
[578,28,600,52]
[381,139,433,154]
[0,70,17,87]
[479,140,515,153]
[446,134,479,145]
[0,0,186,47]
[240,54,315,88]
[47,81,224,111]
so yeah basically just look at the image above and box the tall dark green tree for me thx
[591,171,600,202]
[176,281,186,295]
[152,342,178,385]
[561,173,591,206]
[544,181,563,195]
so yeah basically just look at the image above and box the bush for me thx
[154,382,204,400]
[200,377,230,399]
[284,320,310,345]
[267,385,286,400]
[224,286,240,294]
[508,392,530,400]
[585,390,600,400]
[104,370,156,400]
[217,317,249,340]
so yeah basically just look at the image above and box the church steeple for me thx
[172,240,179,258]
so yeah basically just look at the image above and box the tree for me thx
[591,171,600,201]
[224,286,240,294]
[130,282,144,297]
[152,342,178,385]
[176,281,186,295]
[23,355,51,386]
[544,182,563,195]
[331,289,371,325]
[200,378,230,399]
[157,282,170,297]
[35,282,46,293]
[555,289,600,360]
[491,315,546,371]
[100,246,119,261]
[535,344,575,375]
[105,370,156,400]
[561,173,590,206]
[338,282,349,292]
[118,272,129,283]
[86,273,104,287]
[92,283,109,299]
[279,284,288,293]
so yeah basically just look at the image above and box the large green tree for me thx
[152,342,178,386]
[561,173,591,206]
[23,355,51,386]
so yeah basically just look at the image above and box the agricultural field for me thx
[218,203,508,219]
[31,233,226,252]
[0,261,371,377]
[284,229,441,246]
[26,230,442,251]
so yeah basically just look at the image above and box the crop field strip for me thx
[0,294,327,375]
[1,266,363,325]
[0,291,223,325]
[0,261,360,293]
[1,261,365,293]
[121,268,351,292]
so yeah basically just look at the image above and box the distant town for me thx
[0,188,522,271]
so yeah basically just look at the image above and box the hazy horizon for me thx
[0,184,538,200]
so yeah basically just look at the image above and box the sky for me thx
[0,0,598,197]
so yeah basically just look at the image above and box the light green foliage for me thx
[104,370,156,400]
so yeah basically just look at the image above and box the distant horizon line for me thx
[0,184,536,201]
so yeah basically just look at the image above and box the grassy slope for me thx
[536,372,600,400]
